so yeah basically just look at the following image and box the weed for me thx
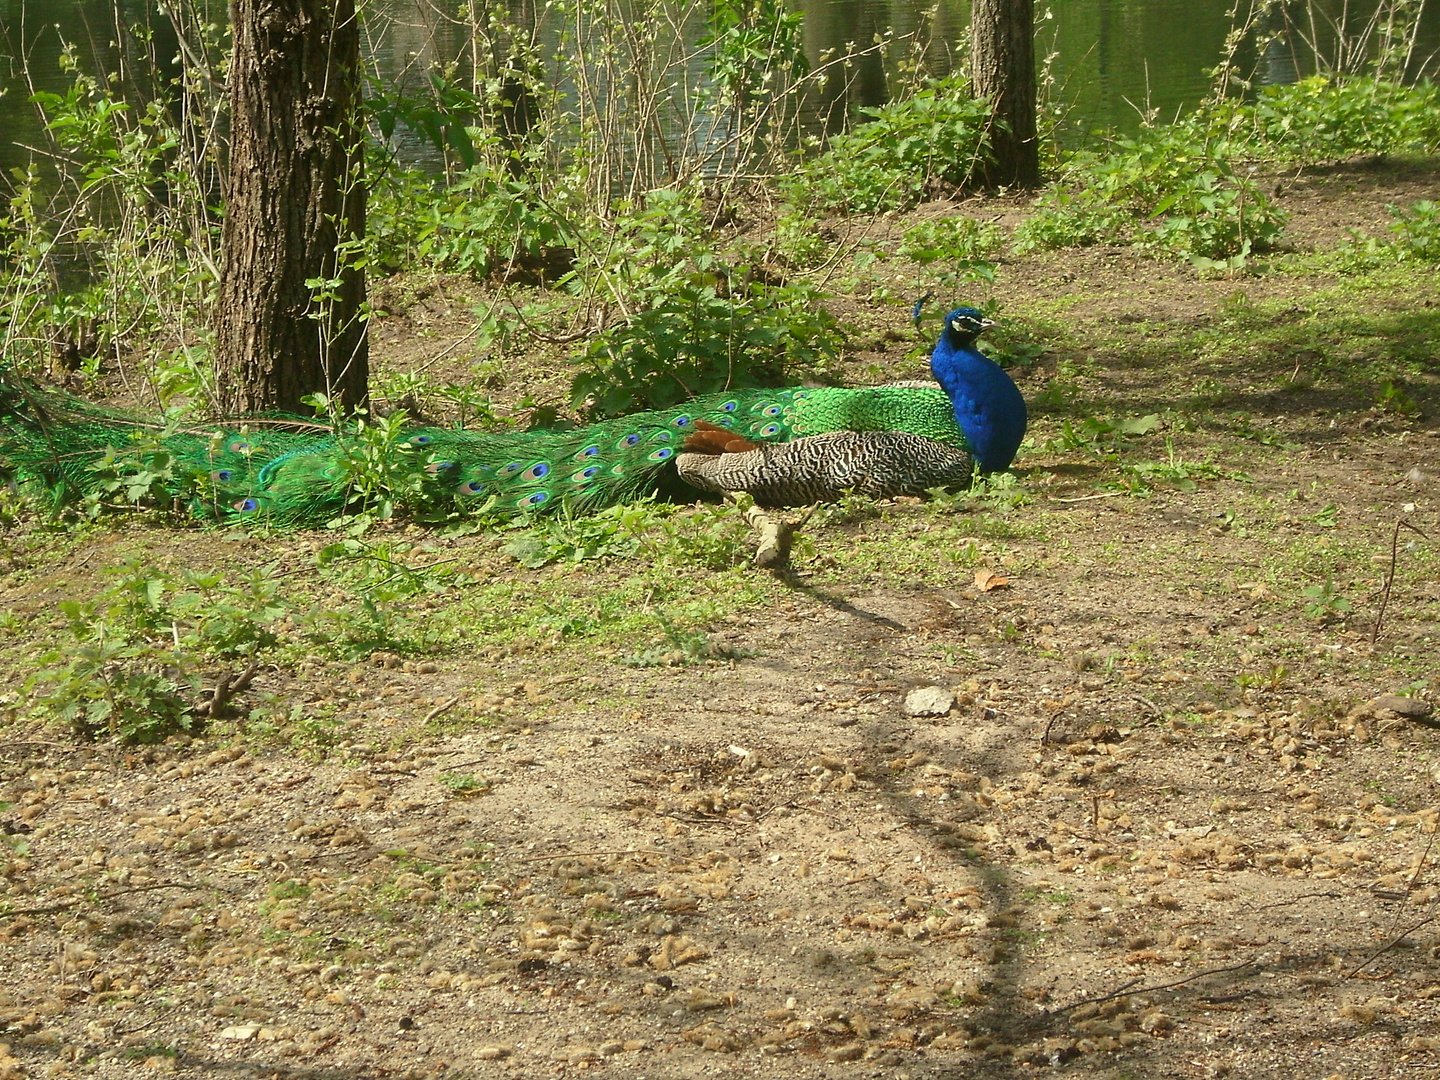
[1387,201,1440,261]
[623,614,753,667]
[899,217,1002,266]
[781,75,993,215]
[1220,77,1440,164]
[1301,580,1354,621]
[1016,125,1287,265]
[438,772,493,797]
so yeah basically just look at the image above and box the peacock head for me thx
[943,307,996,346]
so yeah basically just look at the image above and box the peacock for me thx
[0,306,1025,526]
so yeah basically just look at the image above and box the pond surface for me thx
[2,0,1437,182]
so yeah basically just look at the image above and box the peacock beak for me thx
[980,317,997,331]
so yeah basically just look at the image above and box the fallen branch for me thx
[1371,518,1429,648]
[1345,914,1439,980]
[729,495,816,569]
[1,881,204,918]
[1052,958,1258,1015]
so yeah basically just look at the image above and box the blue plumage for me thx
[929,307,1027,472]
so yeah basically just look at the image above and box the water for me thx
[2,0,1437,183]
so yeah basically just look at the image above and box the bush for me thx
[1389,200,1440,260]
[898,216,1003,265]
[573,277,840,416]
[569,186,842,415]
[781,77,993,215]
[367,162,574,279]
[1014,125,1287,264]
[1227,77,1440,163]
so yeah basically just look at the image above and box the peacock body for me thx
[0,379,969,526]
[0,306,1024,526]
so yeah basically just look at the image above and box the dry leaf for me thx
[974,567,1010,592]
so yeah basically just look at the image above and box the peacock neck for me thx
[930,333,1026,473]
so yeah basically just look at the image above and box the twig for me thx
[520,849,646,863]
[1053,959,1258,1015]
[1370,518,1429,648]
[2,881,204,917]
[1345,914,1439,980]
[1041,709,1064,746]
[424,696,461,723]
[201,655,262,718]
[1051,492,1127,503]
[1255,891,1341,910]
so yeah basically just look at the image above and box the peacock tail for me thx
[0,371,969,527]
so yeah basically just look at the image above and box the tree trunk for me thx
[971,0,1040,189]
[216,0,368,415]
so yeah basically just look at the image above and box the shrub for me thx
[1229,77,1440,163]
[898,216,1003,265]
[1014,126,1287,264]
[569,186,842,415]
[781,77,993,215]
[367,162,574,279]
[1388,200,1440,261]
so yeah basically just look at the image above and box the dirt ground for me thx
[2,159,1440,1080]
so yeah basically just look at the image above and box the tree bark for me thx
[971,0,1041,189]
[216,0,368,415]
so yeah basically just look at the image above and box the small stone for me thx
[827,1043,865,1062]
[904,686,956,717]
[475,1046,512,1060]
[1371,695,1432,720]
[219,1025,259,1041]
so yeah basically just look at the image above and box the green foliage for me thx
[1050,413,1165,457]
[1017,126,1287,265]
[503,505,647,568]
[699,0,808,110]
[438,772,493,797]
[1388,201,1440,261]
[1011,193,1114,252]
[502,501,751,571]
[570,188,841,415]
[26,559,286,743]
[306,538,458,658]
[8,44,220,392]
[1220,77,1440,163]
[32,635,196,744]
[781,77,993,215]
[367,163,573,278]
[898,217,1002,266]
[1301,579,1353,620]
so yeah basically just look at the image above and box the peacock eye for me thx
[524,462,550,480]
[227,439,252,454]
[425,461,455,475]
[648,447,674,461]
[523,491,548,506]
[761,423,780,436]
[501,461,522,473]
[720,400,737,412]
[411,435,433,445]
[212,469,233,482]
[624,434,641,447]
[234,498,259,512]
[673,415,691,427]
[457,481,484,495]
[581,445,600,457]
[763,405,781,417]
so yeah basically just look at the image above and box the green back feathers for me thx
[0,375,966,527]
